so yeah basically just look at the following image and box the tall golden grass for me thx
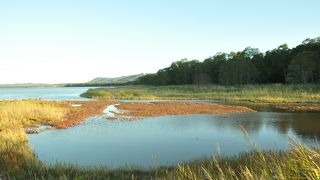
[167,134,320,179]
[0,100,68,128]
[0,100,69,171]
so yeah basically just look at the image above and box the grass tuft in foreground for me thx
[166,137,320,179]
[2,137,320,179]
[0,100,110,173]
[0,100,69,172]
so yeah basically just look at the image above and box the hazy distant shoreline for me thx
[0,83,63,88]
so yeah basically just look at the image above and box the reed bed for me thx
[165,137,320,179]
[0,100,69,172]
[0,100,110,174]
[0,100,68,128]
[81,84,320,103]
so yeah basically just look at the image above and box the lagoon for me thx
[28,111,320,168]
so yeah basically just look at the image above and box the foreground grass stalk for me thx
[168,140,320,180]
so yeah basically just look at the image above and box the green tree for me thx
[264,44,292,83]
[286,51,320,83]
[219,50,259,85]
[136,36,320,86]
[202,53,227,84]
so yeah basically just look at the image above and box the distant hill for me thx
[87,74,146,84]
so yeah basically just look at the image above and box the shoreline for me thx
[80,84,320,113]
[53,100,114,128]
[117,99,320,113]
[0,100,114,134]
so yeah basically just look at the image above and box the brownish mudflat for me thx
[275,103,320,112]
[53,100,114,128]
[116,102,254,118]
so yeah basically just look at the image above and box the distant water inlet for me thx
[0,87,113,101]
[28,111,320,168]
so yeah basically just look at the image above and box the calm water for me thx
[28,112,320,168]
[0,87,98,100]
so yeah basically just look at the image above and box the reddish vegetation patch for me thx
[275,103,320,112]
[117,102,254,118]
[53,100,114,128]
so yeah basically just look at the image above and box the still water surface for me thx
[28,112,320,168]
[0,87,98,100]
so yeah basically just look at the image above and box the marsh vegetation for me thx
[81,84,320,112]
[0,100,110,172]
[116,102,254,118]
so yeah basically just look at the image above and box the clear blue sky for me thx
[0,0,319,83]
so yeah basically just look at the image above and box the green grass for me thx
[81,84,320,103]
[168,141,320,179]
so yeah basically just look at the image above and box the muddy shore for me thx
[115,102,254,118]
[53,100,114,128]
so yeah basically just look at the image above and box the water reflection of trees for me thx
[211,113,265,134]
[213,113,320,140]
[269,113,320,140]
[159,113,320,140]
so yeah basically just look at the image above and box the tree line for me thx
[136,37,320,86]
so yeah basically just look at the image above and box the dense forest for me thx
[137,37,320,85]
